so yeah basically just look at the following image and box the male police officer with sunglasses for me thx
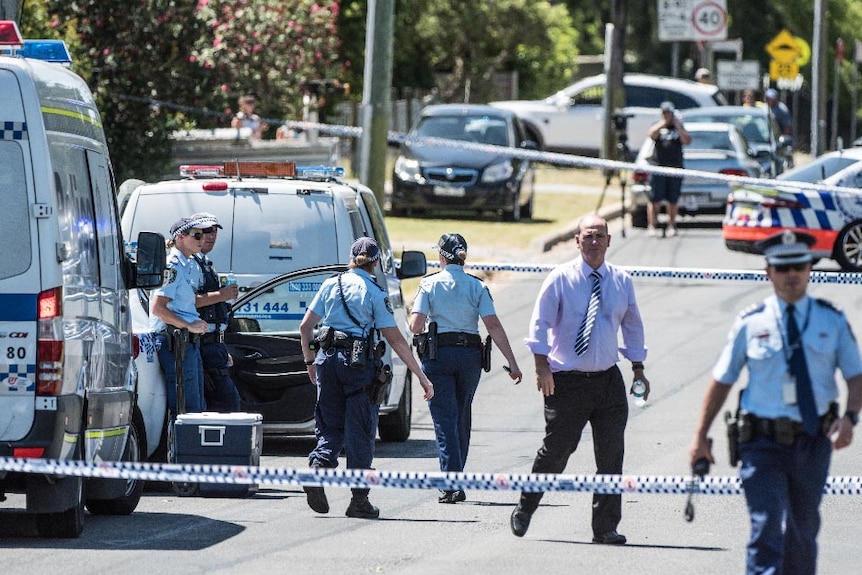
[689,230,862,575]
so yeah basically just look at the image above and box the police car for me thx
[121,162,427,452]
[723,149,862,272]
[0,22,165,537]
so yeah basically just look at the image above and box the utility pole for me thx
[0,0,21,22]
[358,0,394,207]
[811,0,827,155]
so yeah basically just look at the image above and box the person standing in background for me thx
[408,233,523,504]
[694,67,712,84]
[765,88,792,137]
[231,94,268,139]
[646,101,691,238]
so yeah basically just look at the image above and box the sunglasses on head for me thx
[773,263,808,273]
[185,230,204,240]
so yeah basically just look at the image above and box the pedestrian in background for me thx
[231,94,268,139]
[694,67,712,84]
[408,233,523,504]
[765,88,792,137]
[689,230,862,575]
[150,217,210,417]
[510,214,649,544]
[191,212,241,412]
[299,237,435,519]
[741,89,761,107]
[646,101,691,238]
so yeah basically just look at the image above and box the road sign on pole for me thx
[658,0,728,42]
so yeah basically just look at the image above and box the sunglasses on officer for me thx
[184,229,205,241]
[201,227,217,234]
[772,263,809,273]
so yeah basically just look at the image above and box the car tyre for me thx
[504,193,522,222]
[378,373,412,442]
[36,434,85,538]
[85,408,146,515]
[834,220,862,272]
[522,190,535,220]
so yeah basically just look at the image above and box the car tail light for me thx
[632,171,649,184]
[13,447,45,458]
[132,333,141,360]
[719,168,749,177]
[36,287,64,396]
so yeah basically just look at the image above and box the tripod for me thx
[596,111,634,238]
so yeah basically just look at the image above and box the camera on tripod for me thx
[611,109,634,161]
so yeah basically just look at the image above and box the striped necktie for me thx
[574,270,601,356]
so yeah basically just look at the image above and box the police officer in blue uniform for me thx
[299,237,435,519]
[190,212,241,412]
[408,233,523,504]
[150,217,210,416]
[690,230,862,575]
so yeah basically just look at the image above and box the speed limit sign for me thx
[658,0,728,42]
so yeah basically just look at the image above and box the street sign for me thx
[658,0,728,42]
[765,29,802,80]
[716,60,760,91]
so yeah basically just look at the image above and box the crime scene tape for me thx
[121,94,860,196]
[2,456,861,495]
[423,262,862,285]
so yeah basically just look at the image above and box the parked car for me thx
[724,148,862,272]
[389,104,537,221]
[628,122,763,227]
[121,162,427,453]
[489,73,726,157]
[680,106,792,177]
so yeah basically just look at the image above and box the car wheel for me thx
[630,207,648,228]
[522,190,535,220]
[504,193,522,222]
[834,220,862,272]
[36,434,85,538]
[378,373,412,442]
[85,408,146,515]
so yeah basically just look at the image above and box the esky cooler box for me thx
[172,412,263,497]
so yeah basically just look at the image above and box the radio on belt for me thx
[172,412,263,497]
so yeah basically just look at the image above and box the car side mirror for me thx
[397,250,427,279]
[520,140,539,150]
[133,231,166,289]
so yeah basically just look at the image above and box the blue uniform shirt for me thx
[149,247,203,332]
[713,294,862,420]
[412,265,495,334]
[309,268,396,336]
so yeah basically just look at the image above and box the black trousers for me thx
[518,365,628,536]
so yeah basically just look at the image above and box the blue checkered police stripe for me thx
[1,457,861,495]
[0,121,28,140]
[421,262,862,285]
[0,364,36,386]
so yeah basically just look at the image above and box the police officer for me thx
[299,237,434,519]
[689,230,862,575]
[190,212,241,412]
[150,217,210,417]
[408,233,523,504]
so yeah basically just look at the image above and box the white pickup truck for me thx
[490,73,726,158]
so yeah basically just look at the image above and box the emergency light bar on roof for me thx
[0,20,24,53]
[178,162,345,181]
[21,40,72,66]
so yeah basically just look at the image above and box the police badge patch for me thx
[384,296,393,314]
[167,268,178,284]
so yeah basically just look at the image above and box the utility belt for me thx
[436,332,483,348]
[726,403,839,464]
[200,330,225,344]
[158,325,200,350]
[314,326,373,368]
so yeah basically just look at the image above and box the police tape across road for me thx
[2,456,862,496]
[122,94,861,197]
[422,262,862,285]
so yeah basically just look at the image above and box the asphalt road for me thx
[2,216,860,574]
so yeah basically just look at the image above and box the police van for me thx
[120,162,427,453]
[0,23,166,537]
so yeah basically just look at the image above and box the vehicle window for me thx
[233,270,338,333]
[86,149,120,289]
[688,131,733,151]
[779,156,862,183]
[0,143,31,280]
[571,85,603,106]
[415,116,474,142]
[52,143,99,287]
[359,190,394,275]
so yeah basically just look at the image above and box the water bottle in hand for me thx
[632,379,647,408]
[222,272,237,303]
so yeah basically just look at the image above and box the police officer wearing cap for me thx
[299,237,435,519]
[150,216,210,417]
[190,212,242,412]
[689,230,862,575]
[408,233,523,504]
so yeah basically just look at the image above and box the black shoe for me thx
[345,497,379,519]
[592,530,627,545]
[510,507,532,537]
[303,486,329,514]
[438,490,467,504]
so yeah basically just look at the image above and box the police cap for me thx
[351,236,380,263]
[189,211,224,230]
[755,230,815,266]
[434,233,468,262]
[170,217,200,239]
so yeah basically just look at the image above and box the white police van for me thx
[0,23,165,537]
[120,162,427,454]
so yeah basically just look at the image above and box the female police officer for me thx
[299,237,434,519]
[150,217,210,417]
[408,233,523,504]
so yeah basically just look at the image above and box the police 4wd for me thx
[121,162,427,452]
[0,23,166,537]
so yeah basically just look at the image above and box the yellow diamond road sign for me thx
[766,29,802,80]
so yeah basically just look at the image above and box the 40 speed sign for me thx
[658,0,728,42]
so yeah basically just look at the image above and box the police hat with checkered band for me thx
[756,230,816,266]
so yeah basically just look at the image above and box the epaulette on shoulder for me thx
[740,302,765,319]
[466,272,486,283]
[814,298,843,315]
